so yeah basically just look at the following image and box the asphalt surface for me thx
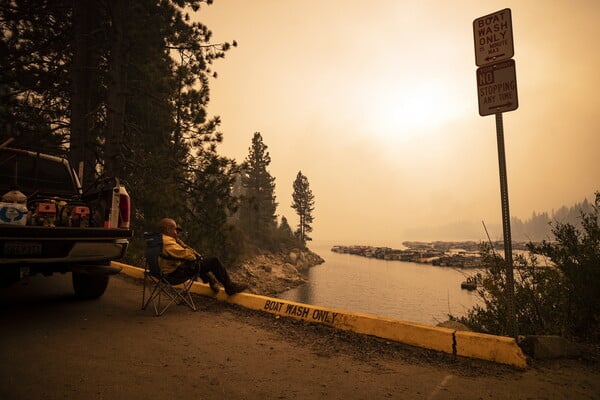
[1,272,599,400]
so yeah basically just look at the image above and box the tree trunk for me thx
[105,0,128,178]
[70,0,97,186]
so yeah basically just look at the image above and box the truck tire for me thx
[72,272,109,299]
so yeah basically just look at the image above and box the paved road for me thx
[1,273,598,399]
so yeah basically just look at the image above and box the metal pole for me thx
[495,112,517,338]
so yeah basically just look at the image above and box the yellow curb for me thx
[113,261,527,368]
[116,261,144,279]
[455,330,527,368]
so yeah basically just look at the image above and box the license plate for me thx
[3,242,43,257]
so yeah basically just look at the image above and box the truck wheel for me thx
[72,272,109,299]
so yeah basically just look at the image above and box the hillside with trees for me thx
[511,197,595,241]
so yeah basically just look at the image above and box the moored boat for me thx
[461,276,477,291]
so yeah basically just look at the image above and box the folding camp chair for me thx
[141,232,197,316]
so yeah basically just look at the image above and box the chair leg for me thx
[141,275,197,316]
[153,282,178,316]
[142,274,162,311]
[141,272,150,309]
[166,280,197,312]
[178,280,197,311]
[154,290,174,316]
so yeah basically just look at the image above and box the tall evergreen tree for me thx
[119,0,236,236]
[291,171,315,245]
[239,132,277,247]
[1,0,238,262]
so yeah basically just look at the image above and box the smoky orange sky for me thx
[198,0,599,247]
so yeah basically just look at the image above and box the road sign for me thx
[473,8,514,66]
[472,11,519,337]
[476,59,518,116]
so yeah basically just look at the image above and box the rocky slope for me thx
[228,248,325,296]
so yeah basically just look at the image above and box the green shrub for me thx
[458,192,599,341]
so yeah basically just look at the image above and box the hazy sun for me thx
[362,79,467,140]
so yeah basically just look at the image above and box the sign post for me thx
[473,9,518,338]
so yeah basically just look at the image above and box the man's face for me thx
[164,221,179,238]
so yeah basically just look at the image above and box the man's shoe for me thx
[225,282,248,296]
[206,275,220,294]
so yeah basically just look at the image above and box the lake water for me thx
[276,242,482,326]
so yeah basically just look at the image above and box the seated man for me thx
[158,218,247,296]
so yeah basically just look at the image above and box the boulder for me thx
[228,248,324,296]
[287,251,298,265]
[518,335,582,359]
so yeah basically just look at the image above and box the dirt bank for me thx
[228,248,324,296]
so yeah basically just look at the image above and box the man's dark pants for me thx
[167,257,232,287]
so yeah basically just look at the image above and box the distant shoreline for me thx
[330,241,533,268]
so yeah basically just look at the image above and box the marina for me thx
[330,243,484,268]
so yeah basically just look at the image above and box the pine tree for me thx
[1,0,238,261]
[291,171,315,245]
[275,215,301,249]
[278,216,294,238]
[239,132,278,247]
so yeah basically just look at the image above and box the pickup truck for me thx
[0,146,133,299]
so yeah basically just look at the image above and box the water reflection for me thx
[277,242,481,325]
